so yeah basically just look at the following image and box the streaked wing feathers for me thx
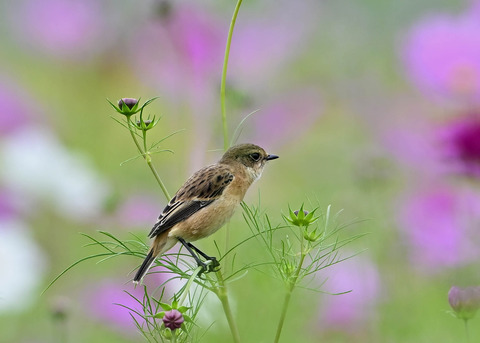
[148,164,234,238]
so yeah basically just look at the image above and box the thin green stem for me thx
[464,319,470,343]
[274,251,307,343]
[179,266,203,306]
[127,117,171,200]
[220,0,243,151]
[214,270,241,343]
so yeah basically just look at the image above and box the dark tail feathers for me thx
[133,250,156,283]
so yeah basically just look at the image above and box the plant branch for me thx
[220,0,243,151]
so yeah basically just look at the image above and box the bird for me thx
[133,143,278,283]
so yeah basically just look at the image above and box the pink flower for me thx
[131,3,224,101]
[84,269,181,331]
[11,0,106,59]
[115,194,163,229]
[397,185,480,272]
[0,77,37,136]
[317,255,381,331]
[403,2,480,104]
[438,113,480,177]
[243,88,322,149]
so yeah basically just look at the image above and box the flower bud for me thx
[118,98,138,110]
[162,309,184,330]
[108,97,158,117]
[448,286,480,320]
[285,206,318,227]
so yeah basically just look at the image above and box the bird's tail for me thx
[133,231,170,284]
[133,249,156,284]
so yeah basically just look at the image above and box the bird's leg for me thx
[187,242,220,272]
[177,238,219,273]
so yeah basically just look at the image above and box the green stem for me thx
[220,0,243,151]
[214,270,241,343]
[464,319,470,343]
[127,118,171,200]
[179,266,203,306]
[274,252,307,343]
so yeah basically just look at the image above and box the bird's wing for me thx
[148,164,234,238]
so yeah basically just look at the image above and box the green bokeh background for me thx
[0,0,478,342]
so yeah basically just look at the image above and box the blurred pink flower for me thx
[12,0,105,59]
[317,255,380,331]
[385,111,480,179]
[85,269,181,331]
[0,77,37,136]
[0,189,20,221]
[115,194,163,229]
[243,88,322,148]
[403,2,480,104]
[438,113,480,177]
[132,3,224,101]
[397,185,480,272]
[228,1,316,92]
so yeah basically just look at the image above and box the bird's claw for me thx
[196,258,220,278]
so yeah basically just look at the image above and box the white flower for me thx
[0,219,47,313]
[0,127,110,221]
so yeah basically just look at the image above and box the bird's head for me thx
[220,143,278,181]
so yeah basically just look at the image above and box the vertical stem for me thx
[274,252,307,343]
[178,266,203,306]
[215,270,241,343]
[464,319,470,343]
[220,0,243,151]
[127,118,171,200]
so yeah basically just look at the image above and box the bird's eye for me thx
[250,152,261,161]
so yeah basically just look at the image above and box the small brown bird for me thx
[133,143,278,283]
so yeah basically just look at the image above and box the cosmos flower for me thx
[316,255,381,331]
[448,285,480,321]
[0,219,47,313]
[397,185,480,272]
[0,76,37,137]
[10,0,107,60]
[115,193,163,229]
[84,268,182,331]
[131,2,224,101]
[438,113,480,178]
[0,127,110,221]
[244,88,322,149]
[403,1,480,104]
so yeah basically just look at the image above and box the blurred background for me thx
[1,0,480,342]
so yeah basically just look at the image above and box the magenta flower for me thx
[131,3,224,101]
[12,0,105,59]
[162,309,184,330]
[397,185,480,272]
[403,2,480,103]
[438,113,480,177]
[316,255,381,332]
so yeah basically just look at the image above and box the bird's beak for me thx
[266,154,279,161]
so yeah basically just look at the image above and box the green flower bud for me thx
[303,227,323,242]
[285,205,319,227]
[107,97,158,117]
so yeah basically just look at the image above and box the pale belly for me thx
[168,197,240,242]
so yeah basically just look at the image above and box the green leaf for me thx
[160,302,172,311]
[178,306,190,313]
[153,311,166,319]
